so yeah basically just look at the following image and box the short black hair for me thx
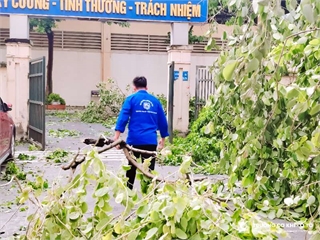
[133,76,147,88]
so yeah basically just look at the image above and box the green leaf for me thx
[175,228,188,239]
[69,212,80,220]
[222,31,227,41]
[181,216,188,231]
[307,195,316,206]
[145,227,158,240]
[309,39,320,46]
[204,121,214,135]
[286,87,300,99]
[276,209,283,218]
[297,37,308,45]
[95,187,109,197]
[115,193,124,204]
[137,205,148,218]
[114,222,122,234]
[127,230,139,240]
[150,211,160,222]
[267,210,276,220]
[81,202,88,213]
[273,33,282,40]
[223,60,237,81]
[302,4,315,23]
[247,58,259,72]
[122,165,131,171]
[310,105,320,116]
[180,156,192,174]
[96,218,110,231]
[162,205,175,217]
[102,231,113,240]
[189,233,202,240]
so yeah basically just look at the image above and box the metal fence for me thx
[195,66,215,118]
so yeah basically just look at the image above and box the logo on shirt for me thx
[143,102,151,110]
[138,99,157,114]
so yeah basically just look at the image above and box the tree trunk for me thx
[46,31,54,96]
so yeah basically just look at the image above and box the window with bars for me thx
[0,28,101,50]
[110,33,224,54]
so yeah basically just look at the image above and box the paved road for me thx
[0,112,312,239]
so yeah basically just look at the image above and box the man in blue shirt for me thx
[113,76,169,189]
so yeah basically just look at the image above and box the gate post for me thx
[167,61,174,143]
[5,15,31,139]
[167,23,193,135]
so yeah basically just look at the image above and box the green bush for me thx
[46,93,66,105]
[81,80,128,124]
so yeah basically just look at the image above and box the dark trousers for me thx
[126,145,157,189]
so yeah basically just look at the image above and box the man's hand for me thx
[158,138,165,150]
[113,131,121,150]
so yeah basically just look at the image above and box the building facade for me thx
[0,16,232,106]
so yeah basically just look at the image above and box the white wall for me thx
[110,51,218,98]
[0,45,218,106]
[110,52,168,95]
[30,49,101,106]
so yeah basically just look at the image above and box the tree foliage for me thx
[18,147,286,239]
[165,0,320,233]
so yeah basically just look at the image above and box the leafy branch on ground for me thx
[17,154,36,161]
[28,144,41,151]
[1,162,26,181]
[48,129,80,138]
[80,80,129,124]
[46,149,70,163]
[16,138,286,239]
[46,110,82,122]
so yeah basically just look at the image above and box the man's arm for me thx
[157,103,169,149]
[114,97,131,141]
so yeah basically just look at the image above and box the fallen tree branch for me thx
[83,137,157,156]
[63,138,156,171]
[122,148,168,183]
[62,137,206,184]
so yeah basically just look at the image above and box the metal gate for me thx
[195,66,215,119]
[28,57,46,150]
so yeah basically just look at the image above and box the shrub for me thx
[46,93,66,105]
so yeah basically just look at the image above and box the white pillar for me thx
[6,15,31,139]
[167,23,192,134]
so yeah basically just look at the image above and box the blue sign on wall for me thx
[174,70,179,80]
[0,0,208,23]
[182,71,188,81]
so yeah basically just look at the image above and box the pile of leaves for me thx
[48,129,80,138]
[2,162,26,181]
[17,154,36,161]
[46,149,70,163]
[19,149,286,239]
[164,0,320,232]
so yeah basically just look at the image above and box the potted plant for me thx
[46,93,66,110]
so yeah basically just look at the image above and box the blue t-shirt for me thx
[115,90,169,145]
